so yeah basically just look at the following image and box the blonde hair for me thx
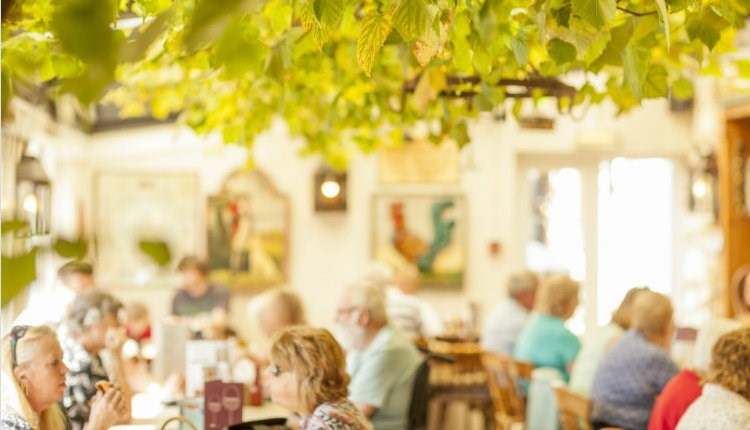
[536,275,579,318]
[123,302,149,321]
[611,286,649,329]
[1,326,67,430]
[258,288,307,326]
[630,291,673,338]
[269,327,349,413]
[706,328,750,399]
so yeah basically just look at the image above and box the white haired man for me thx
[481,271,539,355]
[335,280,421,430]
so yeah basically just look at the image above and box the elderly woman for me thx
[1,325,126,430]
[590,291,679,430]
[648,318,742,430]
[266,327,371,430]
[570,286,649,395]
[675,328,750,430]
[59,290,131,430]
[513,274,581,381]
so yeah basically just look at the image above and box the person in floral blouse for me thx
[266,327,372,430]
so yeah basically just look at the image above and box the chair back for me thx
[481,352,534,429]
[226,417,287,430]
[408,346,457,430]
[552,384,592,430]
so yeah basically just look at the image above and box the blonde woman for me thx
[1,325,125,430]
[649,318,742,430]
[513,274,581,381]
[266,327,371,430]
[676,328,750,430]
[590,291,679,430]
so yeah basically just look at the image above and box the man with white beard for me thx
[335,280,422,430]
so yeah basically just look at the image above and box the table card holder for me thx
[205,381,245,429]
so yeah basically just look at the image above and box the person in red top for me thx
[648,318,741,430]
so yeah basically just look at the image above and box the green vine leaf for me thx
[571,0,616,31]
[548,37,577,65]
[686,8,730,51]
[357,12,393,77]
[394,0,431,42]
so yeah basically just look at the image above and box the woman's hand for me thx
[104,326,128,354]
[86,387,128,430]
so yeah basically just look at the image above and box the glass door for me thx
[519,156,677,334]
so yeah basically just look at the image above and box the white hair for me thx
[693,318,742,373]
[361,261,394,288]
[345,279,388,323]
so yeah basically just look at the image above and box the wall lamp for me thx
[314,165,347,212]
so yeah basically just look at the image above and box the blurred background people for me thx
[171,256,229,317]
[649,318,742,430]
[121,302,152,345]
[514,274,580,381]
[675,328,750,430]
[335,280,421,430]
[256,288,307,339]
[570,286,649,395]
[590,291,678,430]
[481,271,539,355]
[384,264,443,340]
[1,325,125,430]
[59,290,131,430]
[266,327,372,430]
[13,261,95,328]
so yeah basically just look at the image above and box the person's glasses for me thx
[269,365,284,377]
[9,325,29,369]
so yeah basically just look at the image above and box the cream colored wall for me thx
[14,97,694,341]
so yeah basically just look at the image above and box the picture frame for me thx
[94,172,199,283]
[207,169,290,289]
[371,193,466,288]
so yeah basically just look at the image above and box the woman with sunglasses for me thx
[266,327,371,430]
[1,325,126,430]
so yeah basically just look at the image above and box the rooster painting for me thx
[389,200,456,273]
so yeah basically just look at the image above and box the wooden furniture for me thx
[481,352,534,430]
[720,102,750,318]
[552,383,592,430]
[427,341,493,430]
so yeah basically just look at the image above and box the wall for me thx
[12,97,695,341]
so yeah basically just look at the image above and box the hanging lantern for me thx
[15,155,51,236]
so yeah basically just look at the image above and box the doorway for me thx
[518,155,679,334]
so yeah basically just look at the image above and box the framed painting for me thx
[371,194,466,288]
[207,169,289,289]
[94,172,199,283]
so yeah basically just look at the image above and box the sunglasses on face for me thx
[9,325,30,369]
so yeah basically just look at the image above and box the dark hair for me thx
[177,256,209,275]
[58,260,94,278]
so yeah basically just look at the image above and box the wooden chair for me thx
[481,352,534,430]
[552,383,592,430]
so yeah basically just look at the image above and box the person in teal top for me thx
[514,275,581,382]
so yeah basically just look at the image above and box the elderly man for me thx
[481,271,539,355]
[335,280,422,430]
